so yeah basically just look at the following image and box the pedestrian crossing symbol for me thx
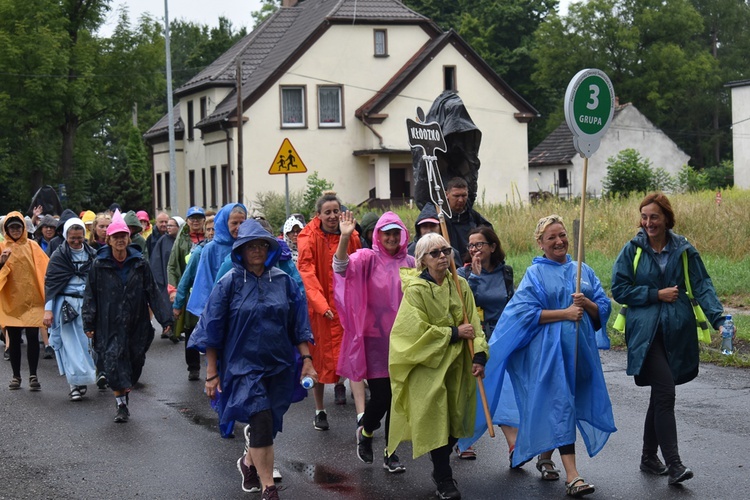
[269,138,308,175]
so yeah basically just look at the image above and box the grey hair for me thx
[230,205,248,216]
[534,214,566,242]
[414,233,449,270]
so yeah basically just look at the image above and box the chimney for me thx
[282,0,299,7]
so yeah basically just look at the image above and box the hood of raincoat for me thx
[372,211,409,259]
[277,238,292,261]
[0,210,49,327]
[55,209,78,237]
[231,219,281,269]
[360,212,379,235]
[3,212,28,243]
[282,216,304,235]
[412,203,440,242]
[214,203,247,246]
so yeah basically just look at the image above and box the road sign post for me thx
[269,138,308,219]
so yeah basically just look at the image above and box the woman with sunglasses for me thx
[454,226,516,462]
[387,232,487,500]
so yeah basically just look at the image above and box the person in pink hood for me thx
[333,211,415,473]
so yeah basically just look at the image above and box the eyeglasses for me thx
[166,224,179,229]
[245,241,270,251]
[467,242,489,251]
[427,247,452,259]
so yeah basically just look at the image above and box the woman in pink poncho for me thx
[333,210,415,473]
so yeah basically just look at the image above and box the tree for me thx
[602,149,655,196]
[403,0,558,137]
[531,0,749,168]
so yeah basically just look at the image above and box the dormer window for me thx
[444,66,456,91]
[374,29,388,57]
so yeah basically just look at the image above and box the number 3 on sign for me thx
[587,84,599,110]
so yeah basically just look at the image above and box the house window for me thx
[444,66,456,91]
[210,166,217,207]
[201,168,207,208]
[558,169,569,188]
[318,86,343,127]
[155,173,162,209]
[221,165,230,205]
[199,97,207,120]
[164,172,171,209]
[280,86,306,127]
[187,100,194,141]
[374,29,388,57]
[188,170,196,207]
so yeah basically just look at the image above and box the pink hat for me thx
[136,210,150,222]
[106,209,130,236]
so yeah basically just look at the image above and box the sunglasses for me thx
[427,247,452,259]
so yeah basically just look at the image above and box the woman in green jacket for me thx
[611,192,727,486]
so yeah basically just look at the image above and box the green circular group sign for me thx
[564,69,615,157]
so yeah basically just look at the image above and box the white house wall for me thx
[380,44,530,205]
[731,85,750,189]
[238,24,433,209]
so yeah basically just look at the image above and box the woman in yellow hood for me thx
[0,211,49,390]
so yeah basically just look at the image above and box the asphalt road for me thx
[2,327,749,500]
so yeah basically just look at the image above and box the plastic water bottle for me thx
[721,315,735,355]
[301,376,315,390]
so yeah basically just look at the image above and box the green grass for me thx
[351,189,750,365]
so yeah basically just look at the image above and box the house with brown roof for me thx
[726,80,750,189]
[528,102,689,198]
[144,0,537,215]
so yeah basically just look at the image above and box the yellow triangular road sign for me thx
[269,138,308,175]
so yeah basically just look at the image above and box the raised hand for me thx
[339,210,357,237]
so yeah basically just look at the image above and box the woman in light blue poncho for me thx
[461,215,616,499]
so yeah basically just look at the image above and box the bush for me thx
[602,149,654,196]
[254,190,305,234]
[302,171,334,218]
[677,165,709,192]
[704,160,734,190]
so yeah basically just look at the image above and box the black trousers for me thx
[184,326,200,372]
[430,436,459,482]
[361,378,391,442]
[640,330,680,465]
[8,327,39,378]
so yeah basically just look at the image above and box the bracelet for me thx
[301,355,313,362]
[206,374,219,382]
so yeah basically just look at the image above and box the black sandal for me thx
[565,476,595,498]
[9,377,21,390]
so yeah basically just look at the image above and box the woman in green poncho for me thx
[388,233,488,500]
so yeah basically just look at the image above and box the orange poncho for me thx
[0,211,49,327]
[297,217,361,383]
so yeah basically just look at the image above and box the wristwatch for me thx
[301,354,313,362]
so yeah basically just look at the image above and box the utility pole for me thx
[236,59,244,204]
[164,0,178,213]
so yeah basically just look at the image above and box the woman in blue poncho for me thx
[185,203,246,317]
[462,215,616,498]
[188,219,316,499]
